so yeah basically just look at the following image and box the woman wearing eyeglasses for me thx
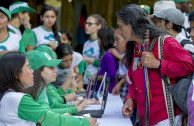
[0,52,98,126]
[82,14,106,88]
[27,51,94,115]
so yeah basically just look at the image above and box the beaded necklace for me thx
[133,44,144,71]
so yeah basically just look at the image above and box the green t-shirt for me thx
[36,86,77,114]
[47,83,73,97]
[8,24,31,48]
[28,26,57,47]
[19,95,89,126]
[0,32,25,58]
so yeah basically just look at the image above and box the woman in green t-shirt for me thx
[0,51,98,126]
[26,5,61,52]
[27,50,94,114]
[0,7,25,58]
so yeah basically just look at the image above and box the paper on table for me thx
[73,113,91,118]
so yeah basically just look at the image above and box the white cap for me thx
[149,1,176,18]
[154,1,176,15]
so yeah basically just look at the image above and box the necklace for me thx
[133,44,144,71]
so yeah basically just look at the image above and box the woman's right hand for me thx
[112,84,122,95]
[122,98,134,117]
[48,41,57,50]
[87,118,99,126]
[77,99,95,112]
[77,103,85,112]
[20,14,31,29]
[109,48,123,60]
[64,93,77,102]
[70,65,79,77]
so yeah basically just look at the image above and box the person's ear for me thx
[15,74,19,80]
[166,22,173,30]
[169,22,173,29]
[69,40,72,45]
[97,24,102,30]
[40,15,43,21]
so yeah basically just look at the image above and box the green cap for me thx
[9,2,36,15]
[35,45,57,59]
[174,0,191,3]
[140,5,151,15]
[27,51,62,71]
[0,7,11,20]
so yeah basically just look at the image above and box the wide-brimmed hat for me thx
[9,2,36,15]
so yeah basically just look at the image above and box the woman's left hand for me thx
[141,52,160,69]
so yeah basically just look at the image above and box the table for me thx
[97,94,132,126]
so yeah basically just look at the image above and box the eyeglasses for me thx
[84,22,98,27]
[48,66,55,70]
[20,66,32,71]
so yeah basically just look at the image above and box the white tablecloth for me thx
[97,94,132,126]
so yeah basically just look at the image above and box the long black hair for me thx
[40,5,61,44]
[27,66,45,100]
[97,26,115,59]
[0,52,26,100]
[97,26,115,51]
[116,4,170,67]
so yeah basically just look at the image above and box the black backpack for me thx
[180,39,194,63]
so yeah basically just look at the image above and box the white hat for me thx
[149,1,176,18]
[155,8,185,27]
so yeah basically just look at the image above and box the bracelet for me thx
[157,59,161,71]
[61,96,66,104]
[127,96,131,99]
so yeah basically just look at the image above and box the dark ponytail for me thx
[40,5,61,44]
[124,41,135,67]
[19,24,25,35]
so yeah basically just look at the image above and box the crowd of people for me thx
[0,0,194,126]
